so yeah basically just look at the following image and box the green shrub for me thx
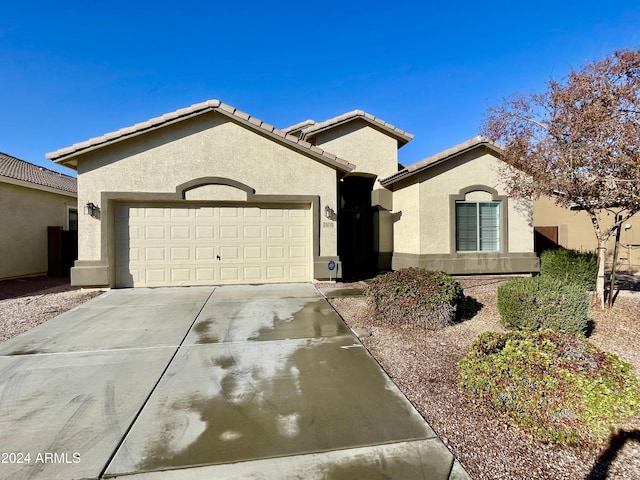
[497,276,589,335]
[365,268,464,329]
[540,248,597,290]
[458,329,640,446]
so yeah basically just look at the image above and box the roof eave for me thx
[380,138,503,188]
[47,101,356,174]
[0,175,77,197]
[301,113,413,148]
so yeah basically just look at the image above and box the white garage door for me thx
[115,204,311,287]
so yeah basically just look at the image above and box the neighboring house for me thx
[534,196,640,271]
[46,100,538,288]
[0,152,77,280]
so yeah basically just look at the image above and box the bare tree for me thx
[483,48,640,308]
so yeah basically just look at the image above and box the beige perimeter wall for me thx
[0,181,76,279]
[534,195,640,271]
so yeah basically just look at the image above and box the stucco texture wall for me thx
[312,121,399,182]
[0,181,76,279]
[74,113,339,264]
[534,195,640,271]
[392,150,534,256]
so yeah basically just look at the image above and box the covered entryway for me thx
[338,176,376,280]
[115,203,311,287]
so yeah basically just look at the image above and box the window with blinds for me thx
[455,202,500,252]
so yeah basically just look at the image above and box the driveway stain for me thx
[193,320,219,344]
[250,299,351,341]
[134,337,432,473]
[5,348,42,356]
[321,288,365,298]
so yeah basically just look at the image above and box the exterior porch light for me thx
[325,205,335,219]
[84,202,98,217]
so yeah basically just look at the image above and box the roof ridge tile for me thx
[46,100,355,173]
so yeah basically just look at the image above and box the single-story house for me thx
[46,100,539,288]
[0,152,77,280]
[534,196,640,271]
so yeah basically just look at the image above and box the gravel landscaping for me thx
[0,276,102,343]
[2,275,639,479]
[325,277,640,480]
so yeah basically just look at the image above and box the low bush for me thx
[458,329,640,446]
[497,275,589,335]
[365,268,465,329]
[540,248,597,291]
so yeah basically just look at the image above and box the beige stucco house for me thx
[46,100,538,288]
[534,196,640,271]
[381,138,539,274]
[0,152,77,280]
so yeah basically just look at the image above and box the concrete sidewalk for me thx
[0,284,470,479]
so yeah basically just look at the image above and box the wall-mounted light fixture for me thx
[84,202,98,217]
[325,205,335,219]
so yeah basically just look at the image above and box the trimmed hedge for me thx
[458,329,640,446]
[540,248,597,291]
[497,275,589,335]
[365,268,464,329]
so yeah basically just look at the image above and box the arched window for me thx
[450,185,507,253]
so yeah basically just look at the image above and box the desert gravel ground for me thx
[326,277,640,480]
[1,276,638,479]
[0,276,102,343]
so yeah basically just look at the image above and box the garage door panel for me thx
[266,246,285,259]
[170,208,190,218]
[145,226,166,240]
[116,204,311,287]
[170,247,190,261]
[220,267,240,282]
[145,248,165,261]
[145,269,166,283]
[243,246,262,259]
[266,226,285,239]
[219,246,240,260]
[171,269,191,282]
[243,266,263,281]
[196,247,215,260]
[195,225,215,239]
[289,225,307,238]
[220,208,239,218]
[289,265,308,280]
[170,226,191,239]
[266,209,285,218]
[266,266,286,280]
[196,207,215,218]
[196,268,216,282]
[219,225,239,239]
[144,208,166,218]
[243,225,262,238]
[289,245,308,259]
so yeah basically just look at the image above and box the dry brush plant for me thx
[483,48,640,309]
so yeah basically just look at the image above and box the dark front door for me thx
[338,176,376,280]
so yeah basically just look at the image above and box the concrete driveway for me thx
[0,284,469,480]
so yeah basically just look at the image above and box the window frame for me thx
[67,206,78,231]
[449,185,508,255]
[455,201,500,252]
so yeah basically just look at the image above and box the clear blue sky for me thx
[2,1,639,176]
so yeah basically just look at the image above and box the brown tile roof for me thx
[380,136,503,187]
[46,100,356,173]
[294,110,414,147]
[282,119,316,136]
[0,152,77,194]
